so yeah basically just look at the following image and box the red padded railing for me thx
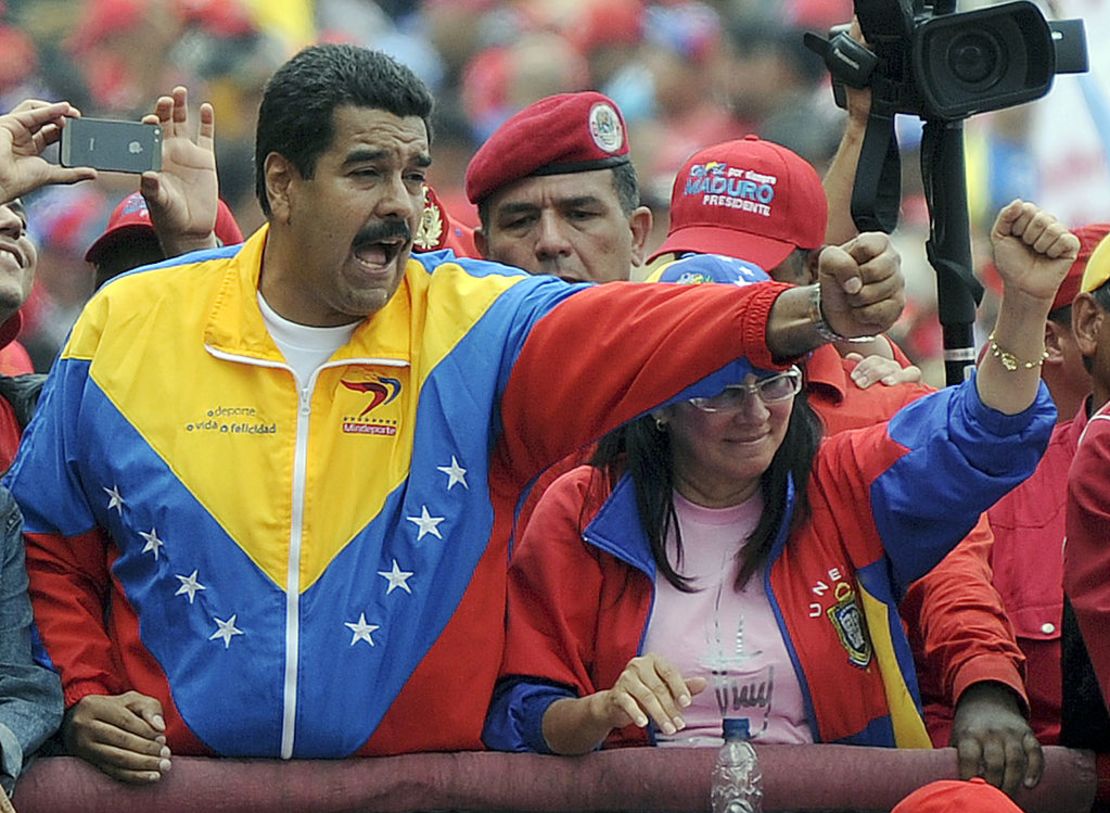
[10,745,1096,812]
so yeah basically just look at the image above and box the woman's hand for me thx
[978,201,1079,415]
[991,199,1078,303]
[846,353,923,389]
[589,653,707,737]
[541,653,707,755]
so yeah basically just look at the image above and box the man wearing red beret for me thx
[1058,228,1110,808]
[1053,230,1110,811]
[465,91,652,284]
[1038,226,1110,423]
[988,224,1108,751]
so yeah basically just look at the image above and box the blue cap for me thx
[722,717,752,740]
[648,253,770,286]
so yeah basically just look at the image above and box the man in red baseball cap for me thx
[651,134,1045,798]
[1039,224,1110,422]
[464,91,652,283]
[648,133,828,286]
[85,191,244,290]
[78,85,248,293]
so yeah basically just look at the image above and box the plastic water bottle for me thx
[710,717,763,813]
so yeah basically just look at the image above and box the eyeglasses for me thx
[687,367,803,413]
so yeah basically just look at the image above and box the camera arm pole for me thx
[919,117,983,386]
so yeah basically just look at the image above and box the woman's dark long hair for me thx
[592,391,823,592]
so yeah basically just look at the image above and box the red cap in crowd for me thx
[465,91,630,205]
[891,777,1021,812]
[69,0,148,53]
[650,135,827,270]
[84,192,244,264]
[1050,222,1110,311]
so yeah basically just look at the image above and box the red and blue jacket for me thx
[5,234,796,759]
[485,379,1055,752]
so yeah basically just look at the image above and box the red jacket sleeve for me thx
[501,466,610,696]
[1064,410,1110,706]
[901,515,1027,746]
[808,364,1027,741]
[25,528,123,707]
[497,280,791,485]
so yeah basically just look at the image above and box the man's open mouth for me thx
[0,244,24,270]
[353,236,405,269]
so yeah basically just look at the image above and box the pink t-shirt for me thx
[643,491,813,746]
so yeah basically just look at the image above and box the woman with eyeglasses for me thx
[483,201,1076,756]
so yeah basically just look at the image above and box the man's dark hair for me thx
[591,389,822,592]
[610,161,641,216]
[254,44,434,217]
[93,234,165,291]
[476,162,642,233]
[1091,281,1110,313]
[1048,304,1073,327]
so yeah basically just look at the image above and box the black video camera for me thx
[806,0,1087,122]
[805,1,1089,387]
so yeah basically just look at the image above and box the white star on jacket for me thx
[436,456,468,490]
[345,613,380,646]
[406,505,444,541]
[174,570,206,604]
[104,485,125,514]
[377,560,414,595]
[139,528,165,560]
[209,615,243,648]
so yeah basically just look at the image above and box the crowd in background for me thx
[0,1,1107,804]
[0,0,1108,380]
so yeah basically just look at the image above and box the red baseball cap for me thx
[1051,222,1110,311]
[891,778,1021,812]
[84,192,244,264]
[465,91,630,205]
[649,135,828,270]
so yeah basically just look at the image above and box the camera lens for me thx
[947,30,1002,86]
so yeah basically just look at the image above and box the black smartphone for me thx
[60,118,162,174]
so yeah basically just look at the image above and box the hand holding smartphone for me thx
[60,118,162,174]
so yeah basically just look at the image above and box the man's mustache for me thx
[353,219,412,246]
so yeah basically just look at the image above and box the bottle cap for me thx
[722,717,751,740]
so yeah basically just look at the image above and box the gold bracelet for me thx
[987,332,1048,371]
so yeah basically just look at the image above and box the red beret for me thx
[465,91,630,205]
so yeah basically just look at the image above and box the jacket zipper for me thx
[205,346,408,757]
